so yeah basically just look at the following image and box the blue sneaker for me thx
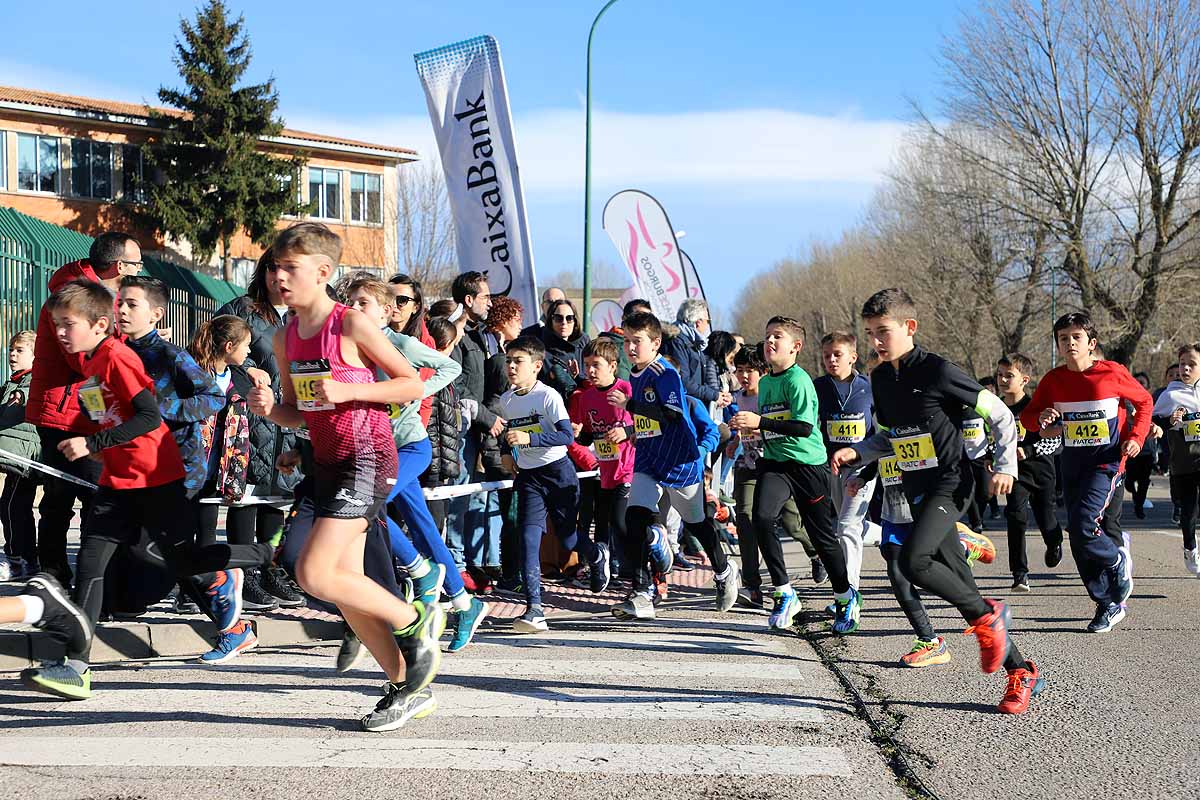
[1111,550,1133,606]
[412,561,446,608]
[648,524,673,576]
[447,597,491,652]
[767,587,801,630]
[198,622,258,665]
[589,543,612,593]
[204,569,244,633]
[832,589,862,635]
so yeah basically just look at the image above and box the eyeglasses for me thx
[116,259,144,269]
[552,313,576,323]
[393,295,416,307]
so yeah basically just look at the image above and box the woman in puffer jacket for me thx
[537,298,589,402]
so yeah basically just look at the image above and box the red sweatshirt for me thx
[1020,360,1152,474]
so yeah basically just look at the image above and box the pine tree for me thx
[143,0,307,281]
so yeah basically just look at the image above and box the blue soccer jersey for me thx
[629,357,702,488]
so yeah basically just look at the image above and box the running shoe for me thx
[652,572,668,605]
[361,683,437,732]
[1110,549,1133,606]
[393,600,444,693]
[739,587,766,609]
[611,591,655,620]
[512,605,548,634]
[957,524,996,565]
[1086,601,1125,633]
[1186,548,1200,577]
[205,569,244,633]
[412,560,446,608]
[447,597,491,653]
[0,559,11,582]
[494,576,524,597]
[9,557,38,580]
[1011,576,1031,593]
[241,567,280,612]
[198,621,258,665]
[811,558,828,586]
[963,598,1010,674]
[767,587,801,630]
[1045,542,1063,568]
[714,561,741,613]
[336,626,367,673]
[901,636,952,668]
[648,524,673,576]
[261,565,306,608]
[26,573,92,655]
[671,552,697,572]
[832,589,862,635]
[997,660,1045,714]
[21,660,91,701]
[589,543,612,593]
[1173,505,1182,524]
[172,589,201,615]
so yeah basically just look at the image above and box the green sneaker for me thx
[393,600,444,692]
[21,660,91,700]
[411,560,446,608]
[832,589,862,635]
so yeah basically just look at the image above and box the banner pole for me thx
[584,0,622,333]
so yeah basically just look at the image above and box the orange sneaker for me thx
[957,523,996,565]
[963,599,1010,674]
[997,660,1044,714]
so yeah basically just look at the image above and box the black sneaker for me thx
[1086,602,1125,633]
[811,558,828,586]
[672,552,697,572]
[26,574,92,656]
[241,568,280,612]
[1011,576,1031,593]
[1045,542,1063,569]
[336,626,366,673]
[361,683,437,732]
[261,566,306,608]
[589,543,611,593]
[393,601,444,693]
[172,586,202,615]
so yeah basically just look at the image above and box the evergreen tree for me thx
[143,0,307,281]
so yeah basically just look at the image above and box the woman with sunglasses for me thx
[388,274,442,429]
[537,299,589,402]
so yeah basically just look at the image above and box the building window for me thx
[122,144,145,203]
[350,172,382,224]
[17,133,59,193]
[308,167,341,220]
[70,140,113,200]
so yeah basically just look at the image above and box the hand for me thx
[989,472,1014,497]
[571,422,584,438]
[1171,407,1186,426]
[249,386,275,416]
[57,437,91,462]
[504,429,531,447]
[489,417,507,438]
[730,411,761,431]
[276,449,302,475]
[607,388,629,409]
[157,327,173,342]
[1150,423,1164,440]
[1016,448,1027,461]
[830,447,859,475]
[567,358,580,378]
[1038,408,1061,429]
[247,367,271,389]
[845,476,864,496]
[314,378,356,406]
[717,391,733,409]
[605,426,628,445]
[1121,439,1142,459]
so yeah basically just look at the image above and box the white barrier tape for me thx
[199,496,294,507]
[0,448,101,491]
[421,470,601,501]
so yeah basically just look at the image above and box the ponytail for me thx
[189,315,252,373]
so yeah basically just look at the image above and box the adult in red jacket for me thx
[27,232,142,585]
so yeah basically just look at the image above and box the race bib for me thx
[1017,420,1028,440]
[1062,410,1110,447]
[634,414,662,439]
[827,414,866,444]
[595,438,620,461]
[891,429,939,471]
[384,402,404,420]
[78,377,108,422]
[961,418,986,443]
[878,455,903,487]
[508,414,543,449]
[1184,412,1200,443]
[760,403,792,441]
[291,359,334,412]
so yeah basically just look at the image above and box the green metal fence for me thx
[0,205,244,379]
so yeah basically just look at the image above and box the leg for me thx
[964,460,985,531]
[734,471,762,591]
[36,427,100,585]
[332,530,402,682]
[443,438,472,572]
[780,496,817,558]
[883,541,936,641]
[834,473,876,589]
[1005,479,1032,580]
[624,473,661,593]
[515,476,549,608]
[1028,474,1064,548]
[900,491,991,621]
[751,468,801,588]
[788,464,850,595]
[1065,468,1124,603]
[1177,472,1200,551]
[668,483,726,573]
[389,440,467,602]
[70,488,133,661]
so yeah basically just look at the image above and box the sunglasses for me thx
[552,313,575,323]
[393,294,416,307]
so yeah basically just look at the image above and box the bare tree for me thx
[396,159,457,289]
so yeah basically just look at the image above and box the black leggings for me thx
[1171,471,1200,550]
[1,473,38,563]
[195,494,286,548]
[751,460,847,593]
[964,459,991,531]
[882,542,935,641]
[1005,471,1063,578]
[593,484,630,574]
[1126,454,1154,514]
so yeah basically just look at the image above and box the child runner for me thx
[994,353,1065,592]
[1153,342,1200,576]
[1020,312,1151,634]
[22,280,273,700]
[831,288,1043,714]
[249,223,443,732]
[499,336,611,633]
[0,331,40,580]
[609,312,739,621]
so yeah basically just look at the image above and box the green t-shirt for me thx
[758,364,826,465]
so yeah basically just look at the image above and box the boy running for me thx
[1152,343,1200,576]
[831,288,1042,714]
[1020,312,1151,633]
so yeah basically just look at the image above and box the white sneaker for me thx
[1185,549,1200,577]
[0,559,11,582]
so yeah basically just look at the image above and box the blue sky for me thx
[0,0,971,323]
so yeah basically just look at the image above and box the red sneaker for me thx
[460,569,480,593]
[997,660,1044,714]
[963,599,1010,674]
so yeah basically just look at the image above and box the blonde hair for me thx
[272,222,343,265]
[8,330,35,349]
[344,276,391,308]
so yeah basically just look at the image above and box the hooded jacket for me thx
[537,325,589,400]
[660,322,720,405]
[1152,380,1200,475]
[0,370,39,475]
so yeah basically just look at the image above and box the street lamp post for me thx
[583,0,622,333]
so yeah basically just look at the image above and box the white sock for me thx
[451,593,472,612]
[773,584,793,595]
[407,559,431,579]
[834,589,855,603]
[714,565,731,581]
[18,595,45,625]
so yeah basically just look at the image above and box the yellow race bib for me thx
[1184,412,1200,443]
[761,403,792,441]
[291,359,334,412]
[891,430,939,471]
[827,415,866,444]
[879,455,903,487]
[385,402,404,420]
[595,438,620,461]
[634,414,662,439]
[961,419,985,443]
[78,378,107,422]
[1062,411,1110,447]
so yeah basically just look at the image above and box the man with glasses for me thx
[25,233,142,587]
[520,286,567,339]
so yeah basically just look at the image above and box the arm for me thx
[395,334,461,399]
[163,350,225,424]
[84,389,162,452]
[255,329,306,428]
[1020,377,1053,434]
[975,391,1019,478]
[625,397,683,424]
[694,354,721,404]
[529,418,575,449]
[1120,370,1154,448]
[318,310,423,406]
[759,416,814,438]
[849,429,894,467]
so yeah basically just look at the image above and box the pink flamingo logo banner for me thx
[602,189,692,322]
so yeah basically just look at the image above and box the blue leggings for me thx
[385,437,467,600]
[516,457,596,607]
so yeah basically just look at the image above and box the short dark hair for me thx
[426,317,458,350]
[733,342,767,373]
[766,315,806,344]
[1177,343,1200,360]
[507,335,545,362]
[998,352,1037,376]
[451,271,489,305]
[861,287,917,321]
[820,331,857,349]
[1052,311,1098,342]
[46,279,114,326]
[583,337,620,364]
[623,298,652,320]
[88,232,138,267]
[119,275,169,311]
[623,311,662,340]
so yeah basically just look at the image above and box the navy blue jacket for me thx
[814,372,875,458]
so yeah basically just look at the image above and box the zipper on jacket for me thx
[56,384,73,413]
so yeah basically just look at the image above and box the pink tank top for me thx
[285,304,397,475]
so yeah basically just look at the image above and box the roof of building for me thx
[0,85,418,160]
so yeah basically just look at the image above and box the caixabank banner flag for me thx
[602,189,691,321]
[415,35,538,320]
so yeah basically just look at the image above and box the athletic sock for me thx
[18,595,44,624]
[406,558,431,579]
[834,588,855,603]
[773,584,793,595]
[449,590,472,612]
[714,565,731,581]
[394,601,428,637]
[66,659,89,674]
